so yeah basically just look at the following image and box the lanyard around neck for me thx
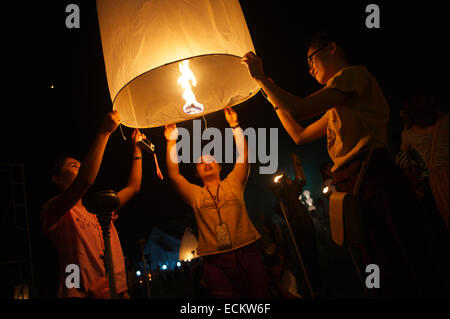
[205,184,223,224]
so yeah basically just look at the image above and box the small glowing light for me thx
[177,262,181,267]
[322,186,329,194]
[274,174,283,183]
[136,270,141,276]
[162,264,168,270]
[178,60,204,115]
[50,85,54,89]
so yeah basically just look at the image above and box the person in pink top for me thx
[41,110,144,298]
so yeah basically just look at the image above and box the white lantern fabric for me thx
[96,0,259,128]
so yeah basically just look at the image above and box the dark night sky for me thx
[1,1,448,296]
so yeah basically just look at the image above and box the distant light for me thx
[274,174,283,183]
[50,85,54,89]
[136,270,141,276]
[322,186,329,194]
[162,264,167,270]
[177,262,181,267]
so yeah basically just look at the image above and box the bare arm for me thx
[241,52,351,121]
[165,124,193,203]
[224,107,249,185]
[117,129,144,210]
[44,111,121,226]
[275,109,328,145]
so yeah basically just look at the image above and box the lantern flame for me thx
[274,174,284,183]
[178,60,204,115]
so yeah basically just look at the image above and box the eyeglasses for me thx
[307,44,328,70]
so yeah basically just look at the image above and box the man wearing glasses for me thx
[241,33,432,298]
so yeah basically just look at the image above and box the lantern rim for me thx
[111,53,252,108]
[117,89,259,129]
[111,53,260,128]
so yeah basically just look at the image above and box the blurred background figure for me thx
[400,94,449,230]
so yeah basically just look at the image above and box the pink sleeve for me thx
[40,197,60,233]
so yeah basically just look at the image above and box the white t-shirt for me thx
[323,65,390,172]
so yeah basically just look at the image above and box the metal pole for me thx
[278,200,316,299]
[19,165,36,298]
[103,233,117,299]
[138,240,151,299]
[347,247,372,297]
[83,190,120,299]
[98,212,117,299]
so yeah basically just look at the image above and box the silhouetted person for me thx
[400,94,448,229]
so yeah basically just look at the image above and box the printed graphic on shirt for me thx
[199,188,242,213]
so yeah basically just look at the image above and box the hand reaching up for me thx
[164,124,178,141]
[224,107,239,127]
[100,110,121,135]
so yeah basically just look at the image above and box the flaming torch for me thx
[178,60,204,115]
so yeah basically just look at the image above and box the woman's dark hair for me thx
[50,155,73,177]
[401,94,438,128]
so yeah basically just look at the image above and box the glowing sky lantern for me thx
[96,0,259,128]
[178,227,198,262]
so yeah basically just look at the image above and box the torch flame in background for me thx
[178,60,204,115]
[274,174,284,183]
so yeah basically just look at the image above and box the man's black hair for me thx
[307,31,352,62]
[307,32,333,50]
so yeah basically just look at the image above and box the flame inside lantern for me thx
[178,60,204,115]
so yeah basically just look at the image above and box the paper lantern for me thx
[178,227,198,262]
[96,0,259,128]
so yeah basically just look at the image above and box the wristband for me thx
[231,124,240,129]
